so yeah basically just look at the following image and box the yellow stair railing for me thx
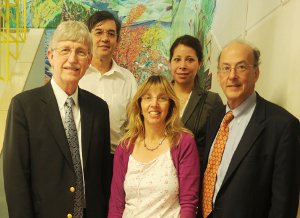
[0,0,26,83]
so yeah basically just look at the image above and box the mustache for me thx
[227,83,242,86]
[63,63,80,68]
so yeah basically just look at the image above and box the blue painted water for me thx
[83,1,119,18]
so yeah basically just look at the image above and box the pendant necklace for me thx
[179,91,192,104]
[144,135,166,151]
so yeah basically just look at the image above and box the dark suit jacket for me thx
[3,82,112,218]
[199,93,300,218]
[182,84,223,161]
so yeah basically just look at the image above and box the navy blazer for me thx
[199,93,300,218]
[3,82,112,218]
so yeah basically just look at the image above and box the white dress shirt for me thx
[51,79,86,205]
[79,59,138,153]
[180,91,192,118]
[209,91,257,205]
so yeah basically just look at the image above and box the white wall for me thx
[209,0,300,119]
[0,28,45,218]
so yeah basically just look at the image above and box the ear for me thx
[117,36,121,45]
[198,59,204,71]
[254,67,260,83]
[87,53,93,66]
[47,50,54,67]
[217,71,221,86]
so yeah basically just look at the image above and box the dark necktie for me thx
[65,97,84,218]
[202,111,234,218]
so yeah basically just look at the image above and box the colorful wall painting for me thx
[26,0,218,86]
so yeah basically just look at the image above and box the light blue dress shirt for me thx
[209,91,257,205]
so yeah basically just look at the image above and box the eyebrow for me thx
[173,55,195,58]
[221,60,247,65]
[60,46,87,51]
[94,28,116,33]
[145,93,167,96]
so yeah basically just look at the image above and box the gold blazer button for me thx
[70,187,75,192]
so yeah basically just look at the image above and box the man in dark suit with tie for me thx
[3,21,112,218]
[200,41,300,218]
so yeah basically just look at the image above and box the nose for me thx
[178,60,186,70]
[228,67,238,79]
[101,32,109,42]
[150,97,159,106]
[68,50,78,63]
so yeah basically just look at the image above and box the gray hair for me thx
[48,21,93,54]
[217,41,261,68]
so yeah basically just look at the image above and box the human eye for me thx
[173,58,180,62]
[236,64,247,72]
[59,48,70,55]
[187,58,195,62]
[76,49,87,57]
[108,31,116,37]
[95,30,103,36]
[143,96,151,101]
[222,66,230,71]
[159,96,168,102]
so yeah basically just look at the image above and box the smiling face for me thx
[170,44,203,86]
[47,40,92,95]
[141,87,170,129]
[91,19,119,60]
[217,42,259,109]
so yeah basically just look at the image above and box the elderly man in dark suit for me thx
[200,42,300,218]
[3,21,112,218]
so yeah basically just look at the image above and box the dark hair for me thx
[86,11,121,41]
[169,35,203,85]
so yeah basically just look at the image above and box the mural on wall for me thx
[26,0,218,86]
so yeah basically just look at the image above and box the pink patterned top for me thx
[108,132,200,218]
[123,150,180,217]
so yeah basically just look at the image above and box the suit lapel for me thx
[40,82,74,169]
[79,88,94,171]
[181,85,203,125]
[221,93,266,187]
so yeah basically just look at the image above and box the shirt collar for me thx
[51,78,79,110]
[226,91,256,122]
[89,59,126,79]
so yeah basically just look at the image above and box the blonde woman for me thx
[108,75,200,218]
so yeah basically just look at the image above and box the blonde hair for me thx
[121,74,193,149]
[48,21,93,54]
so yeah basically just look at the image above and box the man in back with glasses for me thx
[79,10,138,159]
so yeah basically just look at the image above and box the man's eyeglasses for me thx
[53,47,89,59]
[218,64,255,76]
[92,30,117,39]
[141,96,169,103]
